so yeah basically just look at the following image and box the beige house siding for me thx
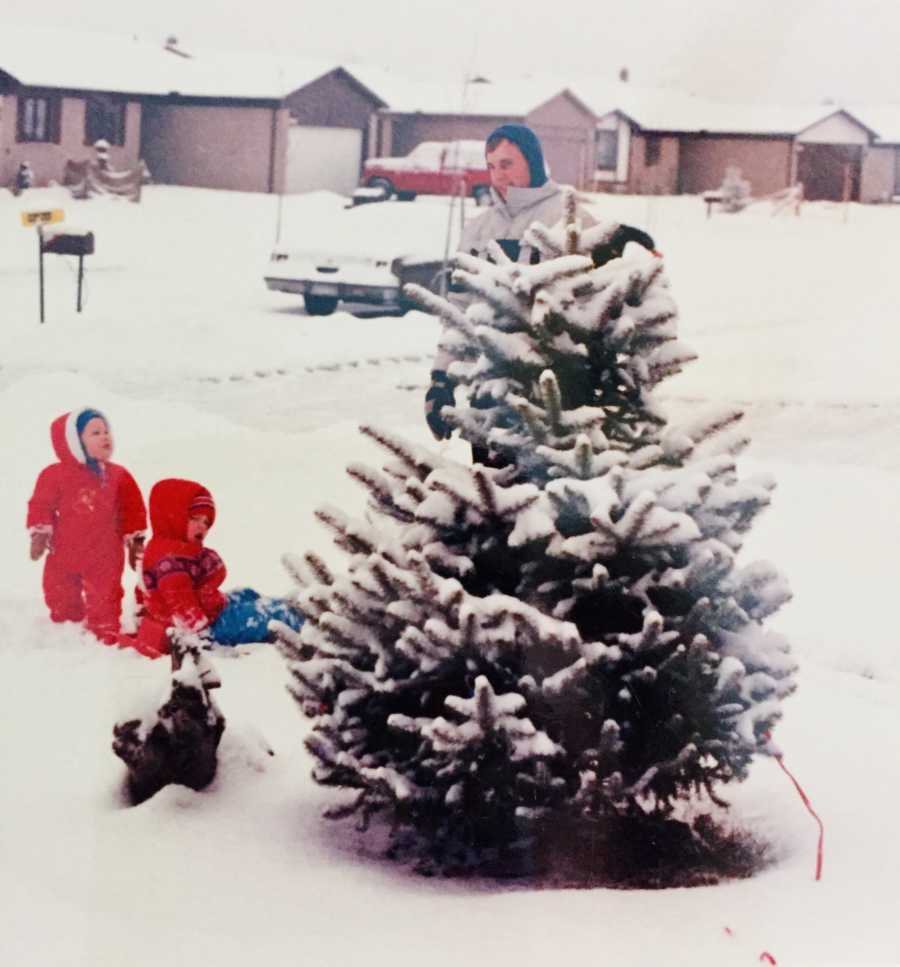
[1,94,19,185]
[270,108,288,195]
[1,92,140,187]
[140,102,289,193]
[860,145,896,202]
[798,112,871,145]
[527,93,596,188]
[530,124,593,187]
[370,114,392,157]
[678,136,793,196]
[628,132,679,194]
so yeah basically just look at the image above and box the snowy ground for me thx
[1,184,898,967]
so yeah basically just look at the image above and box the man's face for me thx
[486,140,531,199]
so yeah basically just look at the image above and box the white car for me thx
[265,199,466,316]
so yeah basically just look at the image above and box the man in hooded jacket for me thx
[425,124,657,443]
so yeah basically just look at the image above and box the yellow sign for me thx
[20,209,65,227]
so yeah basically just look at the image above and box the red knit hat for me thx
[189,493,216,525]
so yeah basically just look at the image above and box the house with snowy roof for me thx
[356,71,549,155]
[0,27,384,195]
[370,71,898,203]
[573,84,894,203]
[539,83,897,203]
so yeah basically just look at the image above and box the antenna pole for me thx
[440,72,475,293]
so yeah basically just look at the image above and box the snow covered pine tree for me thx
[274,192,796,880]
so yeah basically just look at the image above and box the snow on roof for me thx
[567,79,852,135]
[356,67,561,117]
[179,46,339,101]
[0,26,336,101]
[366,64,868,139]
[0,26,187,97]
[849,103,900,144]
[475,70,878,139]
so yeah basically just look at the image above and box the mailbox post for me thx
[40,228,95,320]
[20,208,94,323]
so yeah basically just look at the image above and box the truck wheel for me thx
[473,185,492,206]
[304,295,338,316]
[367,177,394,198]
[396,190,417,202]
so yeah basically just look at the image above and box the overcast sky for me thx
[4,0,900,104]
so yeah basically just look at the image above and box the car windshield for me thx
[408,142,446,166]
[444,141,487,168]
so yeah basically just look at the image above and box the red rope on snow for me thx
[765,732,825,881]
[723,927,778,965]
[720,737,823,965]
[773,753,824,880]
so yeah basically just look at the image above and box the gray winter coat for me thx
[433,181,596,372]
[458,180,595,261]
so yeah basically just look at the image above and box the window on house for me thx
[644,135,661,167]
[16,94,61,143]
[596,130,619,171]
[85,94,127,146]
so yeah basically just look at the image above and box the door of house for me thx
[797,143,861,201]
[139,103,170,183]
[284,125,362,195]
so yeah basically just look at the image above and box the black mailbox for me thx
[41,231,95,256]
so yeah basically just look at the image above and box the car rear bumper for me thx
[264,276,401,305]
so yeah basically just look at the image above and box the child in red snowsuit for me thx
[27,408,147,644]
[136,479,227,658]
[135,478,304,659]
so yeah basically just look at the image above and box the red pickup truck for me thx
[361,140,492,203]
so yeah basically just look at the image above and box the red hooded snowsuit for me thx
[27,411,147,641]
[136,479,227,657]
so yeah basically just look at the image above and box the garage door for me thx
[797,143,861,202]
[285,125,362,195]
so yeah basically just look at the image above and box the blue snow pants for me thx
[209,587,304,646]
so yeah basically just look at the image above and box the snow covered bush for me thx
[276,195,796,878]
[720,165,752,213]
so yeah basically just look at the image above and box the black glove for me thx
[425,370,456,440]
[591,225,658,267]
